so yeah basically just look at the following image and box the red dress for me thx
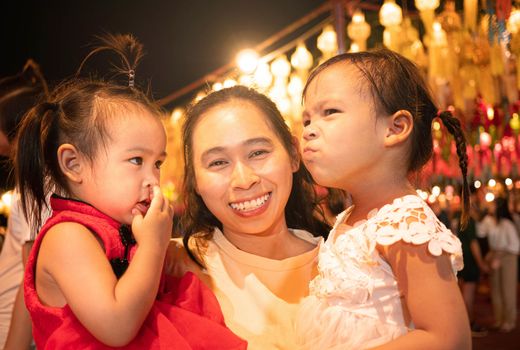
[24,196,247,349]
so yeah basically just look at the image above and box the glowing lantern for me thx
[347,9,371,51]
[480,131,492,148]
[290,43,313,71]
[236,49,259,74]
[317,24,338,58]
[379,0,403,27]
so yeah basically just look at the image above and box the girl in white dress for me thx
[295,49,471,349]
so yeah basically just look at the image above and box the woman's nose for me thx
[230,161,260,190]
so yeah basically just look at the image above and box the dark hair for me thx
[0,60,48,145]
[14,34,161,231]
[304,49,470,228]
[495,197,513,222]
[180,85,329,266]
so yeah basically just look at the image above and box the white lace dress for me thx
[295,195,463,350]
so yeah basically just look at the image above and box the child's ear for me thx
[57,143,83,184]
[384,110,413,147]
[290,136,301,173]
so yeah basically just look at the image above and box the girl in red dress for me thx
[14,34,246,350]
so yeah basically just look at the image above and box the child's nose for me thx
[302,125,318,140]
[231,161,260,190]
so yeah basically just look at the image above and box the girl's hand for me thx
[131,186,173,251]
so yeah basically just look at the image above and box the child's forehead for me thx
[306,62,368,99]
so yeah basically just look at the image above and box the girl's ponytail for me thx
[438,110,470,229]
[15,101,59,231]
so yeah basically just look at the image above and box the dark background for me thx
[1,1,430,107]
[1,1,330,104]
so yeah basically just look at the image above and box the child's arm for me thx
[4,242,34,350]
[371,241,471,350]
[38,186,172,346]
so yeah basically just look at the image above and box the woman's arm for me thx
[4,242,34,350]
[39,188,173,347]
[371,241,471,350]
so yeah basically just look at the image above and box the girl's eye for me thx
[324,108,340,116]
[155,160,163,169]
[208,160,227,168]
[129,157,143,165]
[249,150,268,158]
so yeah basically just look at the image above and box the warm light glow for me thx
[379,0,403,27]
[474,180,481,189]
[415,0,440,11]
[347,9,371,51]
[433,121,441,131]
[287,74,304,99]
[432,185,441,196]
[236,49,259,74]
[479,132,491,148]
[223,78,237,88]
[488,179,496,187]
[510,113,520,131]
[505,178,513,187]
[290,43,313,71]
[170,107,184,124]
[487,107,494,120]
[349,43,360,52]
[212,81,223,91]
[253,62,273,89]
[317,24,338,54]
[353,10,365,23]
[507,9,520,34]
[1,191,12,208]
[270,55,291,78]
[485,192,495,202]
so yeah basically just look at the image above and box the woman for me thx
[166,86,330,349]
[487,197,519,333]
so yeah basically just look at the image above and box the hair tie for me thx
[128,69,135,88]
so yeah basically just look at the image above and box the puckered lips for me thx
[229,192,272,217]
[134,198,151,216]
[302,145,318,160]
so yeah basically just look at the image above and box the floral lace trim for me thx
[310,195,463,301]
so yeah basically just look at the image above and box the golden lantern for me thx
[379,0,403,27]
[290,42,313,71]
[415,0,439,34]
[347,9,371,51]
[317,24,338,60]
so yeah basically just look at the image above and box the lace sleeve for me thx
[369,196,463,272]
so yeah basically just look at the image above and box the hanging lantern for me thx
[480,131,492,148]
[253,62,273,90]
[415,0,439,33]
[270,55,291,79]
[379,0,403,27]
[347,9,371,51]
[317,24,338,58]
[290,42,313,71]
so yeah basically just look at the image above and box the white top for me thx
[488,219,520,255]
[174,228,321,350]
[0,192,32,347]
[295,195,463,350]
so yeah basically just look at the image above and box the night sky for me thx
[2,0,334,106]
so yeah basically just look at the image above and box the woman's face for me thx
[191,100,298,237]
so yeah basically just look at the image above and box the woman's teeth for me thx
[230,193,271,211]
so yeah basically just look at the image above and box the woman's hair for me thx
[304,49,470,228]
[14,34,162,230]
[495,197,513,222]
[180,85,329,265]
[0,59,48,145]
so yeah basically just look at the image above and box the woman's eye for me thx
[250,150,268,158]
[303,119,310,127]
[324,108,340,116]
[129,157,143,165]
[208,160,227,168]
